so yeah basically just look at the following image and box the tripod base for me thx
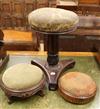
[31,58,75,91]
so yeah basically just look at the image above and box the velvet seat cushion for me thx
[58,72,97,103]
[28,7,79,32]
[2,63,44,90]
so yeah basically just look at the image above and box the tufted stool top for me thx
[28,7,79,32]
[58,72,97,104]
[2,63,44,90]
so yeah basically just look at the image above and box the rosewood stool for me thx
[28,7,79,90]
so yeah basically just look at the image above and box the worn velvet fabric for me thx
[28,8,79,32]
[2,63,43,90]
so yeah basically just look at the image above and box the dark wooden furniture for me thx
[79,0,100,5]
[41,1,99,52]
[44,16,100,52]
[2,29,39,51]
[0,29,9,72]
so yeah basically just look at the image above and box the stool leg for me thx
[46,34,59,66]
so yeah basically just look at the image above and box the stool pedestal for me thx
[31,30,76,91]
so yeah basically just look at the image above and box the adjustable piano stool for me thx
[28,8,79,90]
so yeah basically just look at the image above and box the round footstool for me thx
[1,63,46,103]
[58,72,97,104]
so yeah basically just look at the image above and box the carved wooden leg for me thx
[7,95,14,104]
[37,90,45,97]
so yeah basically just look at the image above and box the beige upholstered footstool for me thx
[28,7,79,90]
[1,63,46,103]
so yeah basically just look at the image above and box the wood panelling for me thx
[0,0,57,30]
[37,0,48,8]
[12,0,25,16]
[1,0,11,15]
[25,0,36,15]
[49,0,57,7]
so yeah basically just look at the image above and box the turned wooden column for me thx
[46,34,59,65]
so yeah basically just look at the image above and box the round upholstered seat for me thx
[2,63,44,90]
[28,7,79,32]
[1,63,45,103]
[58,72,97,104]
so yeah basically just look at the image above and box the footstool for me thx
[1,63,46,103]
[58,72,97,104]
